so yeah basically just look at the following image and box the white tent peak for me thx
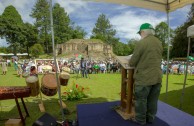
[187,25,194,38]
[91,0,194,12]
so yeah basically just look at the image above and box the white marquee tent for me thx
[91,0,194,12]
[87,0,194,107]
[187,25,194,38]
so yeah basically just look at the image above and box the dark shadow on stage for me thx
[150,117,170,126]
[130,117,170,126]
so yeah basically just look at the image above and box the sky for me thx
[0,0,192,47]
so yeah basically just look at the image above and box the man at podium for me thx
[129,23,163,125]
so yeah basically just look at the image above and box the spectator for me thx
[30,66,38,77]
[1,59,7,75]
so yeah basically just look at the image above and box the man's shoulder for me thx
[148,35,160,41]
[144,35,162,43]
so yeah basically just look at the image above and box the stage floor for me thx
[77,101,194,126]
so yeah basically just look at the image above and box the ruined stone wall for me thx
[57,39,113,56]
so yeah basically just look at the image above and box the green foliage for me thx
[0,47,8,53]
[62,82,90,101]
[30,1,86,52]
[30,43,44,58]
[113,41,131,56]
[128,38,139,54]
[91,14,118,45]
[20,23,38,54]
[171,22,192,57]
[53,3,87,43]
[53,3,72,44]
[91,14,124,55]
[155,22,174,59]
[1,5,23,25]
[171,4,194,58]
[30,0,50,53]
[0,5,24,55]
[155,22,174,46]
[187,3,194,22]
[71,25,87,39]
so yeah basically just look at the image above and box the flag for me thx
[188,56,194,61]
[75,54,78,58]
[78,54,82,59]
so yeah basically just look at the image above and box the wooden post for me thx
[121,67,127,109]
[115,56,134,119]
[126,69,134,113]
[120,66,134,114]
[15,98,25,125]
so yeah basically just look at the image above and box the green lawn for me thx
[0,66,194,125]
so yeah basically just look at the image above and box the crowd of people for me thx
[161,60,194,75]
[1,57,194,77]
[0,57,122,77]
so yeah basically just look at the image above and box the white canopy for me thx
[187,25,194,38]
[0,53,14,56]
[17,53,28,56]
[92,0,194,12]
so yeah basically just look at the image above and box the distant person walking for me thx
[1,59,7,75]
[7,59,11,67]
[80,57,88,78]
[13,59,18,74]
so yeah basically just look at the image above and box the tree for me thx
[22,23,38,55]
[112,41,131,56]
[171,4,194,58]
[91,14,118,45]
[171,22,193,57]
[71,25,86,39]
[155,22,174,58]
[30,44,44,58]
[0,5,24,55]
[155,22,174,47]
[128,38,139,54]
[53,3,72,44]
[30,0,50,53]
[188,3,194,22]
[0,47,8,53]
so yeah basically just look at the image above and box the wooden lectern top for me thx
[116,56,134,70]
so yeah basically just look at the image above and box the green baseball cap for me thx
[137,23,154,34]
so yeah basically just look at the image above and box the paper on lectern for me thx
[116,55,134,69]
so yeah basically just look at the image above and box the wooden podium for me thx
[116,56,135,120]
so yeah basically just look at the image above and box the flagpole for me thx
[180,37,191,109]
[49,0,65,120]
[165,11,170,100]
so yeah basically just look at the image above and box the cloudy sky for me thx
[0,0,192,47]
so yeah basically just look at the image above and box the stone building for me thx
[56,39,113,58]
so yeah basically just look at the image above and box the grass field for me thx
[0,65,194,125]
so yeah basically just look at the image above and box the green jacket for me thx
[129,35,163,86]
